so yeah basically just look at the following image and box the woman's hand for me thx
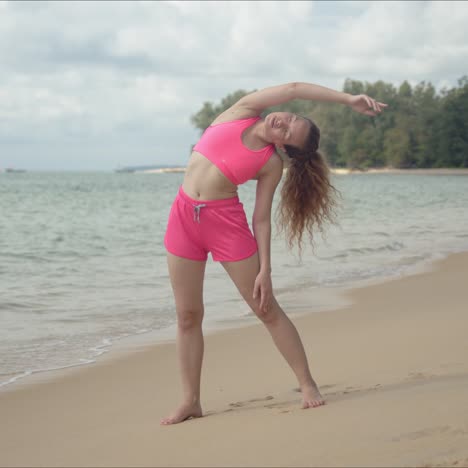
[253,270,273,314]
[348,94,388,116]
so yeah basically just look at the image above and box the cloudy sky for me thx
[1,1,468,171]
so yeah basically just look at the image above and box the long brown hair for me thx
[277,117,339,252]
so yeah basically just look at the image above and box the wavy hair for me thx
[276,117,340,252]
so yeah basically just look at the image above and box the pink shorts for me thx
[164,187,258,262]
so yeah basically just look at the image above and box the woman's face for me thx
[265,112,310,150]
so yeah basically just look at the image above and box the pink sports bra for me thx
[192,117,275,185]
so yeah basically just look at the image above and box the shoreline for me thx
[0,283,350,394]
[334,167,468,175]
[138,167,468,175]
[0,246,454,395]
[3,167,468,175]
[1,252,468,466]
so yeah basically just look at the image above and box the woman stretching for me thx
[161,82,386,425]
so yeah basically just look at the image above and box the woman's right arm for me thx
[215,82,339,122]
[215,82,387,123]
[237,82,350,112]
[237,82,387,115]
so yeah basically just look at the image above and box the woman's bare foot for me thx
[160,401,203,425]
[301,383,326,409]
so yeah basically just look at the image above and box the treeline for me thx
[191,77,468,169]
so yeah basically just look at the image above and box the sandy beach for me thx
[1,252,468,467]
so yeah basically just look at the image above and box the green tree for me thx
[412,82,440,166]
[384,127,411,168]
[190,89,252,134]
[435,76,468,167]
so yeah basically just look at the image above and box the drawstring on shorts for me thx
[177,187,239,225]
[193,204,206,223]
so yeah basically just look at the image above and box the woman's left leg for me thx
[221,253,325,408]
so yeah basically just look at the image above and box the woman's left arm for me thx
[236,82,387,116]
[251,155,284,313]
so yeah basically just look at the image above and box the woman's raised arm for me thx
[235,82,387,116]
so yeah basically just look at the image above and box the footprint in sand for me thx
[227,395,297,414]
[228,395,274,408]
[422,455,468,467]
[265,401,293,412]
[205,395,277,417]
[407,371,436,381]
[392,425,467,442]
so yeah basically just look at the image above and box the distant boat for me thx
[114,167,135,173]
[4,168,27,173]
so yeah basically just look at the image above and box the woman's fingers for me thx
[350,95,388,116]
[368,96,379,112]
[258,286,272,313]
[253,281,259,300]
[261,287,271,312]
[260,290,265,312]
[363,95,373,109]
[362,95,389,113]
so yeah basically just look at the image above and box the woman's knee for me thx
[250,299,280,325]
[177,306,204,331]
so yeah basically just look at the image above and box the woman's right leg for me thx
[222,253,325,409]
[160,252,206,425]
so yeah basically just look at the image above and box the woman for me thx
[161,82,386,425]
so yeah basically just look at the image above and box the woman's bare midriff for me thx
[182,152,239,201]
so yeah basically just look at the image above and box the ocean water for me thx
[1,171,468,389]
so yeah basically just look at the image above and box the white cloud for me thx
[1,0,467,170]
[329,1,468,81]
